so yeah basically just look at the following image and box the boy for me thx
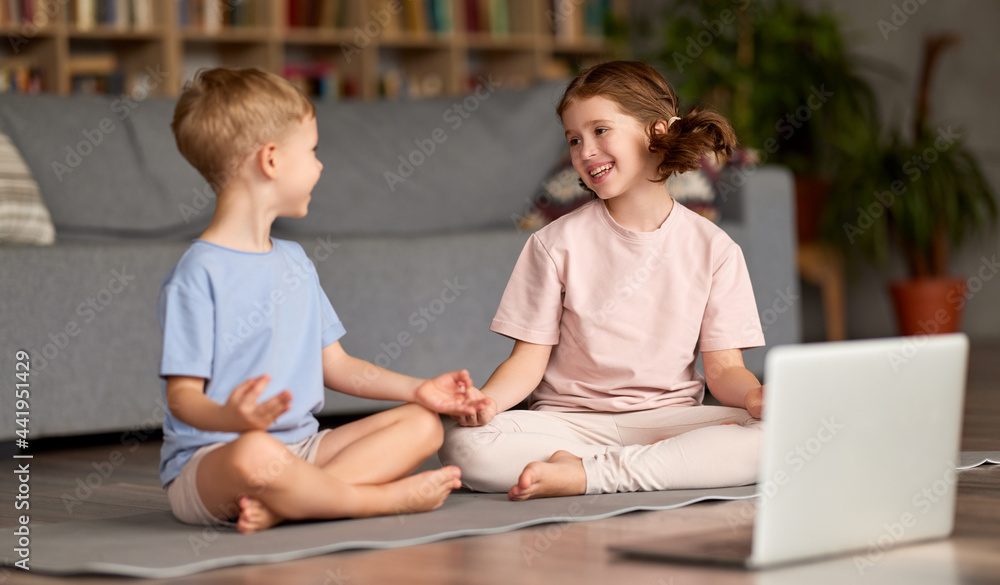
[160,68,485,534]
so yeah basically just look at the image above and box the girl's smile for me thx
[587,161,615,183]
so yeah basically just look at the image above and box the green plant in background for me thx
[651,0,880,178]
[821,35,997,279]
[822,125,996,277]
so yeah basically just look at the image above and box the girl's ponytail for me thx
[648,108,737,182]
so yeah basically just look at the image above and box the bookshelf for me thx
[1,0,626,99]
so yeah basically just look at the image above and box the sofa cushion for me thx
[0,94,200,238]
[273,81,569,237]
[126,97,215,237]
[0,130,55,245]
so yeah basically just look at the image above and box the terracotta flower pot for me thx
[889,277,967,336]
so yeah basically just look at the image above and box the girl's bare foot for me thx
[237,496,284,534]
[508,450,586,501]
[389,466,463,515]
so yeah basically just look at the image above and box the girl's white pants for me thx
[439,405,761,494]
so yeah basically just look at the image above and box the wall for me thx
[634,0,1000,341]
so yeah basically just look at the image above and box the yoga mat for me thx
[3,452,996,578]
[0,486,756,578]
[957,450,1000,470]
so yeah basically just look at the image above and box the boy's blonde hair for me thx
[171,67,315,191]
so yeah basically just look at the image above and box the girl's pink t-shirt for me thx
[491,198,765,413]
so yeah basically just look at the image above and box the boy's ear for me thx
[258,142,279,180]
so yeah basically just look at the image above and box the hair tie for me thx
[667,116,681,127]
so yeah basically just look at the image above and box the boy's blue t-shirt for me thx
[157,238,346,486]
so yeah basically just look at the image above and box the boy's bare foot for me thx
[508,450,586,501]
[237,496,284,534]
[390,466,463,515]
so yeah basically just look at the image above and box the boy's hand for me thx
[744,385,764,419]
[414,369,489,417]
[223,375,293,432]
[452,386,497,427]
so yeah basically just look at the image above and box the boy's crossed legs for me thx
[182,403,460,533]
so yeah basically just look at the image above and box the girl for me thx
[439,61,765,500]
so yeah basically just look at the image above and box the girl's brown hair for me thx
[557,61,736,182]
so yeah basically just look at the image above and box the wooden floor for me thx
[3,341,1000,584]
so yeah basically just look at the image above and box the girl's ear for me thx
[651,119,669,136]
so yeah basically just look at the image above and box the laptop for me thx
[611,333,969,569]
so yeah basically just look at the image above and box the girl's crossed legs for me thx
[440,405,761,499]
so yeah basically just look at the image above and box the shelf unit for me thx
[1,0,627,99]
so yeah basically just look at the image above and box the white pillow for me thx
[0,130,55,245]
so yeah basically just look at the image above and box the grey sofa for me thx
[0,83,799,441]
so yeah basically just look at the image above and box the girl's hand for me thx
[222,375,292,432]
[415,369,488,416]
[744,385,764,419]
[452,387,498,427]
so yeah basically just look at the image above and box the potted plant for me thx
[648,0,882,241]
[821,34,998,335]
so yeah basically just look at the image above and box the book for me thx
[435,0,453,32]
[72,0,157,30]
[477,0,489,32]
[203,0,222,32]
[76,0,95,29]
[583,0,607,38]
[376,0,403,36]
[0,0,56,26]
[552,0,606,40]
[426,0,437,31]
[0,65,42,94]
[291,0,346,28]
[464,0,479,32]
[488,0,507,36]
[283,61,339,100]
[176,0,188,26]
[316,0,340,28]
[403,0,427,34]
[114,0,129,29]
[552,0,584,39]
[132,0,152,29]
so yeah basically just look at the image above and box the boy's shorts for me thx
[165,429,332,526]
